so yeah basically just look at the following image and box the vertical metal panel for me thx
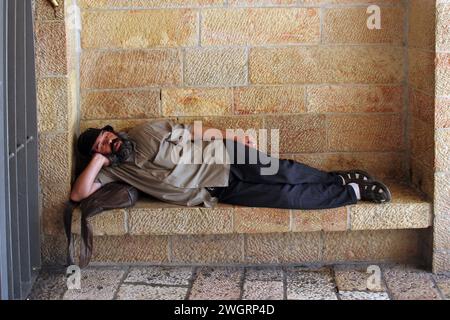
[7,0,22,299]
[0,0,41,300]
[0,0,10,301]
[15,0,32,296]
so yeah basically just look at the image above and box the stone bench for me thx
[69,180,432,265]
[72,180,432,236]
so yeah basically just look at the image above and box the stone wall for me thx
[78,0,408,184]
[33,0,449,270]
[434,0,450,273]
[407,0,436,200]
[34,0,79,263]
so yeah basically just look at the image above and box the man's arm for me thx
[189,125,256,148]
[70,153,110,202]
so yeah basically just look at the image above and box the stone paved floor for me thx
[28,264,450,300]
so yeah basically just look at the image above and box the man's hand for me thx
[233,134,257,148]
[94,153,111,167]
[70,153,109,202]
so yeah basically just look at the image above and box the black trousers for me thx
[209,141,358,210]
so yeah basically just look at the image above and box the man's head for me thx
[77,125,134,166]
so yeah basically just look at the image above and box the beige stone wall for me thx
[79,0,408,182]
[34,0,449,269]
[35,0,79,262]
[407,0,436,200]
[433,0,450,273]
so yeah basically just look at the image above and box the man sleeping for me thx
[70,120,391,209]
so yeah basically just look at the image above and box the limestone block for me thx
[117,284,187,300]
[41,184,72,231]
[327,114,404,152]
[286,267,338,300]
[229,0,296,5]
[292,208,347,232]
[81,89,160,120]
[436,97,450,129]
[410,157,434,199]
[128,207,233,235]
[90,235,169,263]
[37,77,69,132]
[40,234,70,266]
[71,209,127,236]
[202,7,320,45]
[436,53,450,97]
[35,21,67,76]
[265,114,326,153]
[81,49,182,89]
[350,201,432,231]
[81,10,198,49]
[324,7,404,44]
[433,251,450,274]
[79,0,223,8]
[245,232,321,263]
[408,49,435,94]
[234,85,306,115]
[383,265,442,300]
[435,172,450,216]
[171,234,244,263]
[35,0,65,21]
[323,229,423,263]
[80,119,154,132]
[410,117,435,168]
[234,207,290,233]
[437,3,450,51]
[184,48,247,86]
[434,214,450,251]
[299,0,398,4]
[250,46,404,85]
[435,129,450,172]
[189,267,243,300]
[39,132,72,186]
[307,85,403,113]
[409,0,436,49]
[409,88,435,125]
[293,152,406,181]
[162,88,233,117]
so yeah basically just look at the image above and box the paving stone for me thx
[242,281,284,300]
[124,267,193,286]
[383,266,442,300]
[434,274,450,299]
[286,268,338,300]
[27,269,67,300]
[62,268,125,300]
[116,284,187,300]
[245,267,283,281]
[189,267,243,300]
[334,265,387,292]
[339,291,390,300]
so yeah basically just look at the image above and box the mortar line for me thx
[198,9,202,47]
[430,273,446,300]
[185,266,199,300]
[238,267,246,300]
[403,0,411,183]
[81,3,402,11]
[282,266,288,300]
[112,266,130,300]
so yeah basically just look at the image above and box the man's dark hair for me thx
[77,125,114,158]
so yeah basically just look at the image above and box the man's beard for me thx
[107,132,134,167]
